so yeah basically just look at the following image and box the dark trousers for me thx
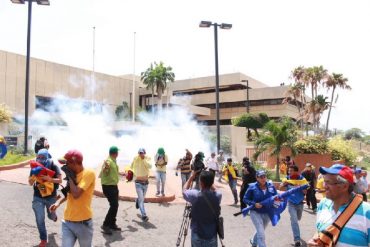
[305,187,317,210]
[362,193,367,202]
[102,185,119,227]
[239,182,249,211]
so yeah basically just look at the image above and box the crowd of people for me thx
[28,140,370,247]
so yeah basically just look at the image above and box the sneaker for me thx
[155,192,160,197]
[294,241,301,247]
[135,199,139,209]
[249,239,257,247]
[142,216,149,222]
[101,225,113,235]
[312,208,317,213]
[39,240,47,247]
[161,193,165,197]
[110,225,122,231]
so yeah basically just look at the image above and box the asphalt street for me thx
[0,180,317,247]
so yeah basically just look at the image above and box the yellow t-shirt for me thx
[131,156,151,178]
[316,177,326,197]
[155,154,168,172]
[64,168,96,221]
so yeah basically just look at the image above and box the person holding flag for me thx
[280,165,308,247]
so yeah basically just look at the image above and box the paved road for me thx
[0,180,317,247]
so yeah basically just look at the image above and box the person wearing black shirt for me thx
[239,157,256,211]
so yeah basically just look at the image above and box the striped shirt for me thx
[316,196,370,247]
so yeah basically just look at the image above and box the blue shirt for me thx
[285,175,305,205]
[243,181,278,214]
[316,197,370,247]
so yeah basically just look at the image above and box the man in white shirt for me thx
[206,152,218,176]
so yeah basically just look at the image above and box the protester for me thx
[99,146,125,235]
[354,168,368,202]
[154,147,168,197]
[130,148,151,222]
[192,152,206,190]
[183,170,222,247]
[28,149,62,247]
[285,156,294,176]
[176,149,193,188]
[244,170,278,247]
[222,158,239,205]
[361,169,369,201]
[301,163,317,212]
[50,149,96,247]
[34,135,50,154]
[315,174,326,198]
[206,152,219,176]
[308,164,370,247]
[279,158,287,175]
[216,150,225,182]
[239,157,256,211]
[280,165,307,247]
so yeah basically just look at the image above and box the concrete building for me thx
[0,50,302,160]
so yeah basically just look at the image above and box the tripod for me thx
[176,203,192,247]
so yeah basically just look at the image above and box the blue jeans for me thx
[62,219,93,247]
[250,210,270,247]
[135,181,148,217]
[32,195,57,241]
[288,202,303,241]
[181,173,191,188]
[156,171,166,194]
[191,231,217,247]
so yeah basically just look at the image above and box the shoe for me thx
[39,240,47,247]
[155,192,160,197]
[135,199,139,209]
[101,225,113,235]
[110,225,122,231]
[294,241,301,247]
[142,216,149,222]
[52,216,57,222]
[312,208,317,213]
[161,193,165,197]
[249,239,257,247]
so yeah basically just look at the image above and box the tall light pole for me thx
[132,32,136,122]
[199,21,232,153]
[241,79,250,113]
[10,0,50,155]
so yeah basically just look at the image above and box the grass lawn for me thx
[0,152,34,166]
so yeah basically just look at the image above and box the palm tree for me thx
[253,118,298,181]
[303,95,330,133]
[283,83,305,128]
[324,73,350,136]
[141,61,175,111]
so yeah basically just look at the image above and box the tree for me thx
[303,94,330,134]
[141,61,175,111]
[231,113,269,140]
[253,118,298,181]
[283,82,305,130]
[115,101,129,120]
[0,104,12,123]
[324,73,351,136]
[344,128,365,140]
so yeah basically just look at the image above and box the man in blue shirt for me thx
[183,170,222,247]
[280,165,306,247]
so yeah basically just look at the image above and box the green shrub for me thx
[294,135,329,154]
[328,137,357,165]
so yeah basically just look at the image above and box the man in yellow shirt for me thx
[50,150,96,247]
[131,148,152,222]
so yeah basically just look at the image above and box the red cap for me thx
[62,149,83,163]
[319,164,354,184]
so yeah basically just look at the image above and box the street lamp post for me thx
[10,0,49,155]
[241,79,250,113]
[199,21,232,153]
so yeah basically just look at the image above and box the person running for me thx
[308,164,370,247]
[50,149,96,247]
[155,147,168,197]
[29,149,62,247]
[244,170,278,247]
[222,158,239,205]
[131,148,152,222]
[216,150,225,182]
[280,165,307,247]
[99,146,125,235]
[176,149,193,188]
[240,157,256,211]
[206,152,219,176]
[183,170,222,247]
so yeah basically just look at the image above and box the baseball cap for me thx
[58,149,83,164]
[355,168,362,174]
[138,148,146,154]
[306,163,312,167]
[109,146,119,154]
[319,164,354,184]
[256,170,266,177]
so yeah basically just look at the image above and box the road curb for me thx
[0,160,30,171]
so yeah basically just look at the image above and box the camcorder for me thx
[60,165,77,197]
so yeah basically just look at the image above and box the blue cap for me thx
[37,148,49,158]
[355,168,362,174]
[138,148,146,154]
[256,170,266,177]
[319,164,354,184]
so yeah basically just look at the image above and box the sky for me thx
[0,0,369,133]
